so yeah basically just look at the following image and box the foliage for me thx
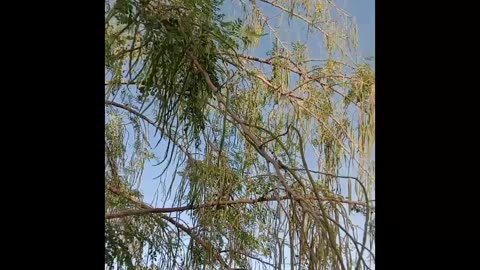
[105,0,375,269]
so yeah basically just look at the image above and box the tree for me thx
[105,0,375,269]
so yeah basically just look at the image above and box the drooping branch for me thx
[105,100,194,161]
[189,51,347,270]
[106,185,231,269]
[105,2,374,270]
[220,250,276,269]
[235,54,374,179]
[257,0,329,37]
[161,215,231,270]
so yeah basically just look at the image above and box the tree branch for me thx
[220,250,276,269]
[105,80,137,86]
[106,194,367,219]
[257,0,329,37]
[106,185,231,269]
[237,54,350,101]
[105,100,194,161]
[188,51,348,270]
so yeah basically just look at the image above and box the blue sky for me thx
[110,0,375,268]
[346,0,375,58]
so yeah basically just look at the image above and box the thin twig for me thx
[105,80,137,86]
[258,0,329,37]
[105,100,193,160]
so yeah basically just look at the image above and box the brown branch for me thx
[161,215,231,269]
[239,54,305,77]
[106,101,155,125]
[105,80,137,86]
[106,185,231,269]
[220,250,276,269]
[106,194,367,219]
[238,54,273,65]
[237,54,349,100]
[107,185,151,209]
[107,185,370,268]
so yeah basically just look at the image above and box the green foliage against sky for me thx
[105,0,375,269]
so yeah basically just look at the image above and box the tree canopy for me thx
[105,0,375,269]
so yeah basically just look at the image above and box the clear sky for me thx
[113,0,375,268]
